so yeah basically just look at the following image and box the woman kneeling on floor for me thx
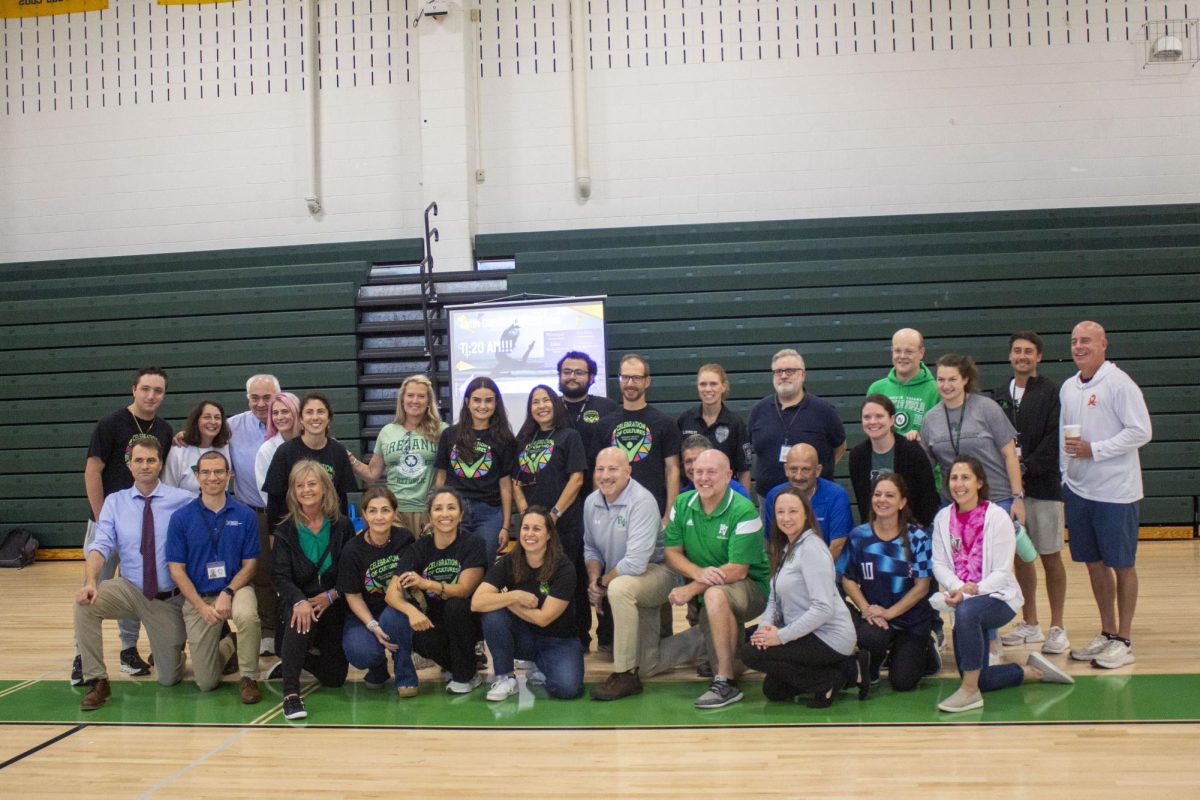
[272,460,355,721]
[384,487,488,695]
[932,455,1074,713]
[472,506,584,701]
[739,487,869,708]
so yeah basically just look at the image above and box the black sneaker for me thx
[282,694,307,720]
[119,647,151,676]
[266,660,284,681]
[696,661,713,679]
[70,655,84,686]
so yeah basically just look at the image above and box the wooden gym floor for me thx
[0,542,1197,798]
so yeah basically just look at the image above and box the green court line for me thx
[2,674,1198,729]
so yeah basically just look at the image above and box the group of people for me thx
[70,318,1152,718]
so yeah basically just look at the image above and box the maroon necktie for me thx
[139,495,159,600]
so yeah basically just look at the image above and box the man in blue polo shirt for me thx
[762,444,853,569]
[166,451,262,704]
[748,349,845,501]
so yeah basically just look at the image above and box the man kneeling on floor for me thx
[166,450,263,704]
[664,450,770,708]
[585,448,705,701]
[74,438,193,710]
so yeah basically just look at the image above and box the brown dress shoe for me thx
[240,677,261,705]
[81,678,111,711]
[590,670,643,701]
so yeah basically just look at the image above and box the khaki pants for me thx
[396,511,429,537]
[74,577,186,685]
[607,562,705,675]
[182,587,261,690]
[692,579,767,675]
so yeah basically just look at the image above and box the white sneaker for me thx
[486,674,519,701]
[446,674,482,694]
[1091,639,1135,669]
[1070,633,1111,661]
[514,659,536,671]
[1042,626,1070,654]
[1000,621,1045,646]
[526,670,546,686]
[1027,652,1074,685]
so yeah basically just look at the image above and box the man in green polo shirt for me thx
[664,450,769,708]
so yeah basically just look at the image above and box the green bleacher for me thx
[490,203,1199,530]
[0,239,421,548]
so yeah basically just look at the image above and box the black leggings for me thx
[739,635,855,701]
[854,618,932,692]
[413,597,481,683]
[279,601,349,696]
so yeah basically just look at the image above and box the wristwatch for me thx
[221,587,235,599]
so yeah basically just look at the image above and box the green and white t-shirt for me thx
[375,422,447,511]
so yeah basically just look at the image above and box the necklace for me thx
[131,412,153,436]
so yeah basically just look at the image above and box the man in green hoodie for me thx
[866,328,940,437]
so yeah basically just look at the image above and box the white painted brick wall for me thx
[2,1,1198,262]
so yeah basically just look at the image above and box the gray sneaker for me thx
[1070,633,1111,661]
[694,678,743,709]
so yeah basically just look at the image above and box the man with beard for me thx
[594,354,682,526]
[557,351,620,462]
[748,348,846,502]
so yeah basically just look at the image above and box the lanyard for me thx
[774,398,803,445]
[944,396,968,456]
[567,397,591,426]
[769,531,807,623]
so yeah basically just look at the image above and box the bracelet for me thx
[366,619,381,631]
[324,590,335,604]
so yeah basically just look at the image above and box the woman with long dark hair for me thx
[739,487,868,708]
[931,455,1073,713]
[512,385,588,643]
[434,376,517,564]
[842,472,936,692]
[472,506,583,701]
[162,400,232,495]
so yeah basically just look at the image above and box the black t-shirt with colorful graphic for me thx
[87,408,175,505]
[594,405,682,514]
[397,531,488,607]
[482,552,576,639]
[435,425,518,505]
[336,526,415,618]
[513,427,587,537]
[563,394,620,463]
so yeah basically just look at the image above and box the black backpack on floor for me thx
[0,528,39,568]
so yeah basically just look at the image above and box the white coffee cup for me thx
[1063,424,1081,440]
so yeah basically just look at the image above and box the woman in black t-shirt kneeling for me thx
[384,487,488,695]
[472,506,583,701]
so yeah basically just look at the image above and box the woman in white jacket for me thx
[932,455,1073,712]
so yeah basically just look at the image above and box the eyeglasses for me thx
[559,369,590,378]
[194,469,229,478]
[618,374,648,384]
[891,348,919,357]
[772,368,804,378]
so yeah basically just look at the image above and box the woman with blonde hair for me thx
[676,363,751,490]
[270,460,355,720]
[365,374,447,533]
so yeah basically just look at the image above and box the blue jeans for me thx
[953,595,1024,692]
[342,611,418,688]
[481,609,583,699]
[461,499,504,565]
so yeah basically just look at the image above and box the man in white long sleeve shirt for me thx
[1060,321,1152,669]
[584,448,702,700]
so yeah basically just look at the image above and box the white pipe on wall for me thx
[305,0,324,215]
[570,0,591,199]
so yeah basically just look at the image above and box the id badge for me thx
[778,444,791,462]
[950,536,962,553]
[206,561,227,580]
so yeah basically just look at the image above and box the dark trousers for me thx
[855,619,931,692]
[408,597,481,683]
[560,524,596,648]
[739,635,854,701]
[278,601,349,696]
